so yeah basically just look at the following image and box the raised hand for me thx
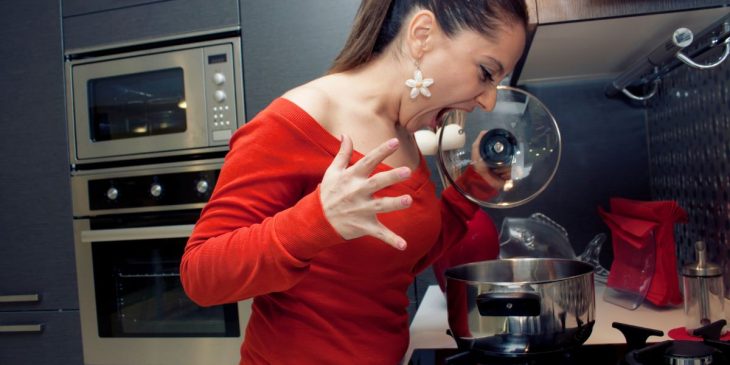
[320,135,413,250]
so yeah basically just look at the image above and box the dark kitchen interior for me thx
[1,1,729,364]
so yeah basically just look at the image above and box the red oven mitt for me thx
[433,209,499,292]
[608,198,688,307]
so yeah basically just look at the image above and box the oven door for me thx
[74,219,250,365]
[68,40,239,163]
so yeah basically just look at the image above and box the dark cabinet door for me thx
[0,1,78,311]
[536,0,730,24]
[0,311,83,365]
[63,0,240,51]
[239,0,360,119]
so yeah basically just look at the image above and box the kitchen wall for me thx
[646,48,730,297]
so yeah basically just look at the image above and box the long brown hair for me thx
[329,0,528,74]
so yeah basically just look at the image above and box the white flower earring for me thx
[405,62,434,99]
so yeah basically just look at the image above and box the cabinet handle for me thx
[0,294,40,303]
[0,324,44,333]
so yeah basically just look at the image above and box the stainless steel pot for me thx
[444,258,595,356]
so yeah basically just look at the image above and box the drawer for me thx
[63,0,164,17]
[0,310,83,365]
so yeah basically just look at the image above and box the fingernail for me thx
[401,196,412,206]
[387,138,399,149]
[396,239,407,251]
[398,167,411,178]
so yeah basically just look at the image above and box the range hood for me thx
[516,6,730,84]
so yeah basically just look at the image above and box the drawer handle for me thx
[0,324,44,333]
[0,294,40,303]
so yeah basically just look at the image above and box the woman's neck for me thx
[331,54,411,126]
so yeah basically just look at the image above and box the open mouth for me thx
[432,108,452,130]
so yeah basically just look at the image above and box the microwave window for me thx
[87,68,187,142]
[91,238,240,338]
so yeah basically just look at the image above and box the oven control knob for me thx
[150,183,163,198]
[213,73,226,85]
[214,90,227,102]
[106,187,119,200]
[196,180,209,194]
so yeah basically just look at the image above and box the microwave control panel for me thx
[204,44,238,145]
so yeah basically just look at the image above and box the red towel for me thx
[605,198,688,306]
[599,207,658,298]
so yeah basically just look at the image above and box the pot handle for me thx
[476,292,541,317]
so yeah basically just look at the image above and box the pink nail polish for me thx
[387,138,399,149]
[401,196,411,206]
[399,168,411,178]
[397,239,407,250]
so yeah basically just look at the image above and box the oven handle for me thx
[80,224,195,243]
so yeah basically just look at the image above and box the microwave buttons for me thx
[213,73,226,85]
[150,183,163,198]
[106,187,119,201]
[214,90,227,102]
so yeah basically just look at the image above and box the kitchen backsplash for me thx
[647,48,730,297]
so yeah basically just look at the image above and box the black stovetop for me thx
[413,321,730,365]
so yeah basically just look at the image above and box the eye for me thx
[479,65,494,83]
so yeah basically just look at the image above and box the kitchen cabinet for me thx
[0,1,83,364]
[239,0,360,119]
[0,312,82,364]
[516,1,730,83]
[62,0,239,52]
[532,0,730,24]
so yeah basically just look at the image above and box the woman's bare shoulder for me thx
[281,79,336,129]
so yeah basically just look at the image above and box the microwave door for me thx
[71,48,208,160]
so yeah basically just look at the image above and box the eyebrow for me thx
[487,57,505,76]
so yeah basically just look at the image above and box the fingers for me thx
[329,134,353,172]
[493,166,512,180]
[321,135,411,251]
[364,166,411,194]
[370,194,412,214]
[471,130,488,164]
[349,138,400,176]
[371,222,407,251]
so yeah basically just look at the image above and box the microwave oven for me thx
[65,37,244,166]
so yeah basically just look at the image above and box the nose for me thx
[476,87,497,112]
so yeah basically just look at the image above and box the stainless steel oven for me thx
[71,159,250,365]
[65,36,244,165]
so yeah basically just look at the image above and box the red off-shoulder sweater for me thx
[180,98,478,364]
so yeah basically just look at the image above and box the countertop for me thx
[402,283,693,365]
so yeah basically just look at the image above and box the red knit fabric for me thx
[180,98,479,364]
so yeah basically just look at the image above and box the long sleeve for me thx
[180,107,345,307]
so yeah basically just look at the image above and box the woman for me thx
[180,0,527,363]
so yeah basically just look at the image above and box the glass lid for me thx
[436,85,561,208]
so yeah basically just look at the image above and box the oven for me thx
[71,159,250,365]
[65,36,244,166]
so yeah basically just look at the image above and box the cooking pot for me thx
[444,258,595,356]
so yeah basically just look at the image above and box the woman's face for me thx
[401,21,526,133]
